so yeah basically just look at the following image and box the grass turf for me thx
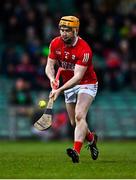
[0,140,136,179]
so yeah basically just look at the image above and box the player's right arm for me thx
[45,58,57,89]
[45,57,56,82]
[45,38,59,89]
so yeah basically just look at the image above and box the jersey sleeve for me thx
[48,39,58,60]
[76,49,93,67]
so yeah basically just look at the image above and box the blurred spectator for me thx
[1,46,19,76]
[42,16,58,44]
[85,16,100,44]
[35,57,50,90]
[104,51,123,91]
[15,53,36,85]
[10,78,32,106]
[101,16,116,48]
[4,15,22,44]
[119,18,132,39]
[52,109,69,139]
[26,38,42,66]
[118,39,131,87]
[26,26,37,43]
[9,78,34,139]
[24,8,42,40]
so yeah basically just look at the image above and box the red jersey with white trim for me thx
[48,36,97,84]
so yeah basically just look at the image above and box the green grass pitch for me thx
[0,140,136,178]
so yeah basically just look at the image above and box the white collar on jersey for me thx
[72,36,79,47]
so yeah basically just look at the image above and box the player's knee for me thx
[75,112,84,122]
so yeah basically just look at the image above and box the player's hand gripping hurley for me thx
[34,67,64,131]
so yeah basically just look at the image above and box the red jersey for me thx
[48,36,97,84]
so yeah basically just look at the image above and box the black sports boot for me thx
[66,148,79,163]
[87,133,99,160]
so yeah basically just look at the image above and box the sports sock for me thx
[73,141,83,154]
[86,132,94,143]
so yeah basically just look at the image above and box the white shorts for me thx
[64,82,98,103]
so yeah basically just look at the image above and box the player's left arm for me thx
[59,64,87,91]
[50,64,87,101]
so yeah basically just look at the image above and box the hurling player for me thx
[46,16,99,163]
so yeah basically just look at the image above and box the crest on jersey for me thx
[72,55,76,60]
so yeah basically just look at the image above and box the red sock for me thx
[86,132,94,143]
[73,141,83,154]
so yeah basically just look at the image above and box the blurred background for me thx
[0,0,136,141]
